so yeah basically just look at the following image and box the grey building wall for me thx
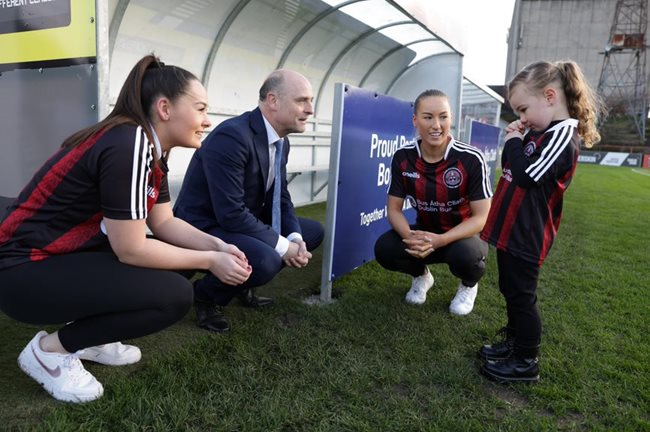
[506,0,619,86]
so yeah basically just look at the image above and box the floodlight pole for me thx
[597,0,648,144]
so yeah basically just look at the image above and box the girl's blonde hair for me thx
[508,60,607,148]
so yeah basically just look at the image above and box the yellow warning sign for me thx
[0,0,96,69]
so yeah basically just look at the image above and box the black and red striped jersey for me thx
[0,124,169,270]
[388,137,493,233]
[481,119,579,265]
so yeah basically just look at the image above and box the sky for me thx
[326,0,518,86]
[442,0,517,85]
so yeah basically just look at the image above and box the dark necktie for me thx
[272,138,283,233]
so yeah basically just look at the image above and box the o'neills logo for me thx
[443,167,462,188]
[402,171,420,179]
[524,141,536,157]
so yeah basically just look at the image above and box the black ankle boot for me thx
[194,298,230,333]
[478,327,515,361]
[480,344,540,383]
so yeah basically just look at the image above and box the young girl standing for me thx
[478,60,605,382]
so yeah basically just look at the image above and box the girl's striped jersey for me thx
[481,119,579,265]
[0,124,169,270]
[389,137,493,234]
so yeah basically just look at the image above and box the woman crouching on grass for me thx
[374,89,492,315]
[0,54,251,402]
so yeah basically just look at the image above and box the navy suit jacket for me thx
[174,107,300,247]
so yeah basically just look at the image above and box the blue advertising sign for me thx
[468,120,500,188]
[326,85,416,282]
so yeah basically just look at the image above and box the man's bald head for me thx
[259,69,308,101]
[258,69,314,137]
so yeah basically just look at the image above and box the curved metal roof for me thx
[107,0,464,119]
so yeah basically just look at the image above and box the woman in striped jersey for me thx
[374,89,493,316]
[0,55,251,402]
[479,60,605,383]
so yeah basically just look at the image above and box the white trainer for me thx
[17,331,104,403]
[405,269,434,304]
[78,342,141,366]
[449,282,478,315]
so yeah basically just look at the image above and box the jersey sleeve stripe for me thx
[452,142,493,198]
[130,127,148,219]
[526,127,565,179]
[525,124,574,182]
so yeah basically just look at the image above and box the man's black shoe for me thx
[237,288,274,308]
[194,299,230,333]
[480,356,540,383]
[478,326,515,361]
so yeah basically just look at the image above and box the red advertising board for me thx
[643,154,650,168]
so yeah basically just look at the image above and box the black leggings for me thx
[374,229,488,286]
[0,252,193,353]
[496,250,541,347]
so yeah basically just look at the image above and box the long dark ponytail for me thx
[61,54,199,157]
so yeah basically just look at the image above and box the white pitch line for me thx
[631,168,650,177]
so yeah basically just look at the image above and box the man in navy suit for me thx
[174,70,324,333]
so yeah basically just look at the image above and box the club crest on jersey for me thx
[443,167,462,188]
[524,141,536,157]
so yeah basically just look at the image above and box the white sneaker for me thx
[449,282,478,315]
[17,331,104,403]
[78,342,141,366]
[405,269,434,304]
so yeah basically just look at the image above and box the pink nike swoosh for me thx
[31,345,61,378]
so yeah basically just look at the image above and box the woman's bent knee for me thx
[374,230,400,270]
[449,254,486,283]
[158,274,194,322]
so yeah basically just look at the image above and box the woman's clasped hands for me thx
[403,230,444,259]
[209,244,252,286]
